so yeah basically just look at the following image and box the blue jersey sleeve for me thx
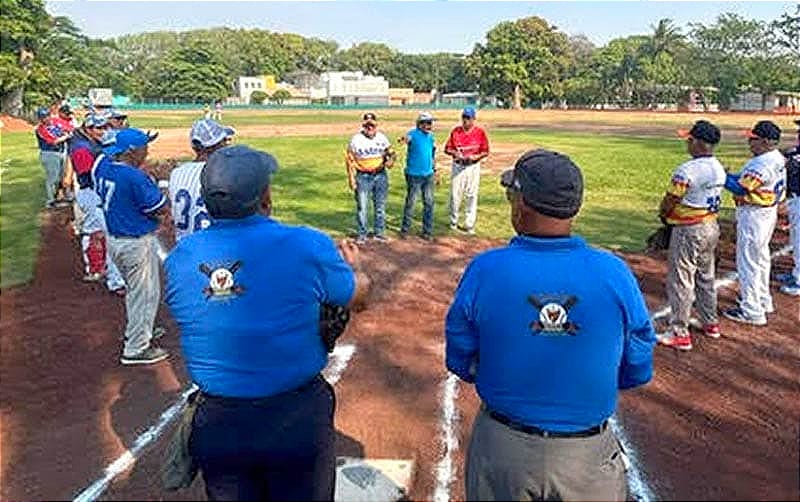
[133,170,167,214]
[312,232,355,307]
[724,173,746,196]
[445,259,481,383]
[616,261,656,389]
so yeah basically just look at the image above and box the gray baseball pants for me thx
[39,151,65,205]
[466,408,627,501]
[107,233,160,357]
[666,220,720,328]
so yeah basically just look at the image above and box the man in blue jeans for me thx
[400,112,437,240]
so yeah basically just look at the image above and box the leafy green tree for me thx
[157,41,230,102]
[468,16,572,108]
[250,90,268,104]
[334,42,398,76]
[270,89,291,104]
[0,0,54,114]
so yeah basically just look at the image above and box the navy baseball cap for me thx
[678,120,721,145]
[201,145,278,219]
[501,149,584,219]
[462,107,476,119]
[58,103,73,115]
[102,127,157,156]
[744,120,781,141]
[36,107,49,119]
[362,112,378,125]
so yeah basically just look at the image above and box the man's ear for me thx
[260,185,272,216]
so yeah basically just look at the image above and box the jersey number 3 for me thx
[175,189,210,231]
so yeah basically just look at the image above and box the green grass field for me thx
[0,126,757,288]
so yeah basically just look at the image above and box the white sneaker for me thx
[780,281,800,297]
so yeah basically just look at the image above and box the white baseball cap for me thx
[190,119,236,148]
[417,112,435,122]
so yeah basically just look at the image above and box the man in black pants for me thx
[165,145,369,500]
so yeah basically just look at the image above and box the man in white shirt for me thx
[169,119,236,241]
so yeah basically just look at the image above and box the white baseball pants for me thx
[736,205,777,318]
[450,161,481,230]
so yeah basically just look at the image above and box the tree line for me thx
[1,0,797,115]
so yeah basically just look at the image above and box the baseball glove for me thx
[320,303,351,353]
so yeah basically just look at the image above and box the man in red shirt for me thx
[445,106,490,234]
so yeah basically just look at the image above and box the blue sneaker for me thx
[722,307,767,326]
[780,280,800,297]
[775,272,795,284]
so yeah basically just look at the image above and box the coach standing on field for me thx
[445,106,489,235]
[399,112,437,240]
[656,120,726,350]
[94,128,169,365]
[165,145,369,501]
[722,121,786,326]
[446,149,655,501]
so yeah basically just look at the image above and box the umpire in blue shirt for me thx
[446,149,656,501]
[165,145,368,501]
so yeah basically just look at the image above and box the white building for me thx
[311,71,389,106]
[236,76,268,103]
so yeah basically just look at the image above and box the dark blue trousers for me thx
[190,375,336,501]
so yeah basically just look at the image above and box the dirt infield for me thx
[1,206,798,500]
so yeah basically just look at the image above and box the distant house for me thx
[236,76,268,103]
[315,71,389,106]
[389,88,414,106]
[730,90,800,113]
[439,92,479,106]
[413,92,434,105]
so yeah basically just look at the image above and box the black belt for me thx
[488,409,608,438]
[356,168,385,175]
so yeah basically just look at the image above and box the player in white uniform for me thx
[657,121,727,351]
[723,121,786,326]
[169,119,236,241]
[345,112,395,243]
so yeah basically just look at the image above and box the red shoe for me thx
[657,327,693,351]
[703,323,721,339]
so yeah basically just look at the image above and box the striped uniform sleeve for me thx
[666,164,690,198]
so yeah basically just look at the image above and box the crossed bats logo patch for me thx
[199,261,244,299]
[528,294,580,335]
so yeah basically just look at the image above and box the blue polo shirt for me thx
[405,127,435,177]
[93,156,166,237]
[445,235,655,433]
[165,215,356,398]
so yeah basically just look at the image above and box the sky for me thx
[46,1,797,54]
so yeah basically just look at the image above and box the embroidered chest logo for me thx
[200,261,245,299]
[528,294,580,336]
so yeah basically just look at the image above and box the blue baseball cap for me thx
[201,145,278,219]
[36,107,49,119]
[102,127,157,156]
[462,107,476,119]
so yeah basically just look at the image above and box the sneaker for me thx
[421,233,434,242]
[111,287,126,297]
[120,346,169,366]
[399,230,409,240]
[780,280,800,297]
[82,272,103,283]
[775,272,795,284]
[703,323,721,339]
[355,235,368,245]
[722,307,767,326]
[373,234,388,242]
[657,327,693,351]
[449,223,458,231]
[458,225,476,235]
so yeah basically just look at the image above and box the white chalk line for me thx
[72,344,356,502]
[430,243,793,502]
[432,373,460,502]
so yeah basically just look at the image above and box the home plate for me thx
[335,457,414,502]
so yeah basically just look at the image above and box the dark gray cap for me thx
[201,145,278,219]
[501,149,584,219]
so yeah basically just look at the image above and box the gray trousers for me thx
[466,408,626,502]
[39,151,65,204]
[666,220,720,328]
[108,233,160,357]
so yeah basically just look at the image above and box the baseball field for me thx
[1,109,798,501]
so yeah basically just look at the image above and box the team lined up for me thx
[657,118,800,351]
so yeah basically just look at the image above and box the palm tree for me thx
[648,18,684,58]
